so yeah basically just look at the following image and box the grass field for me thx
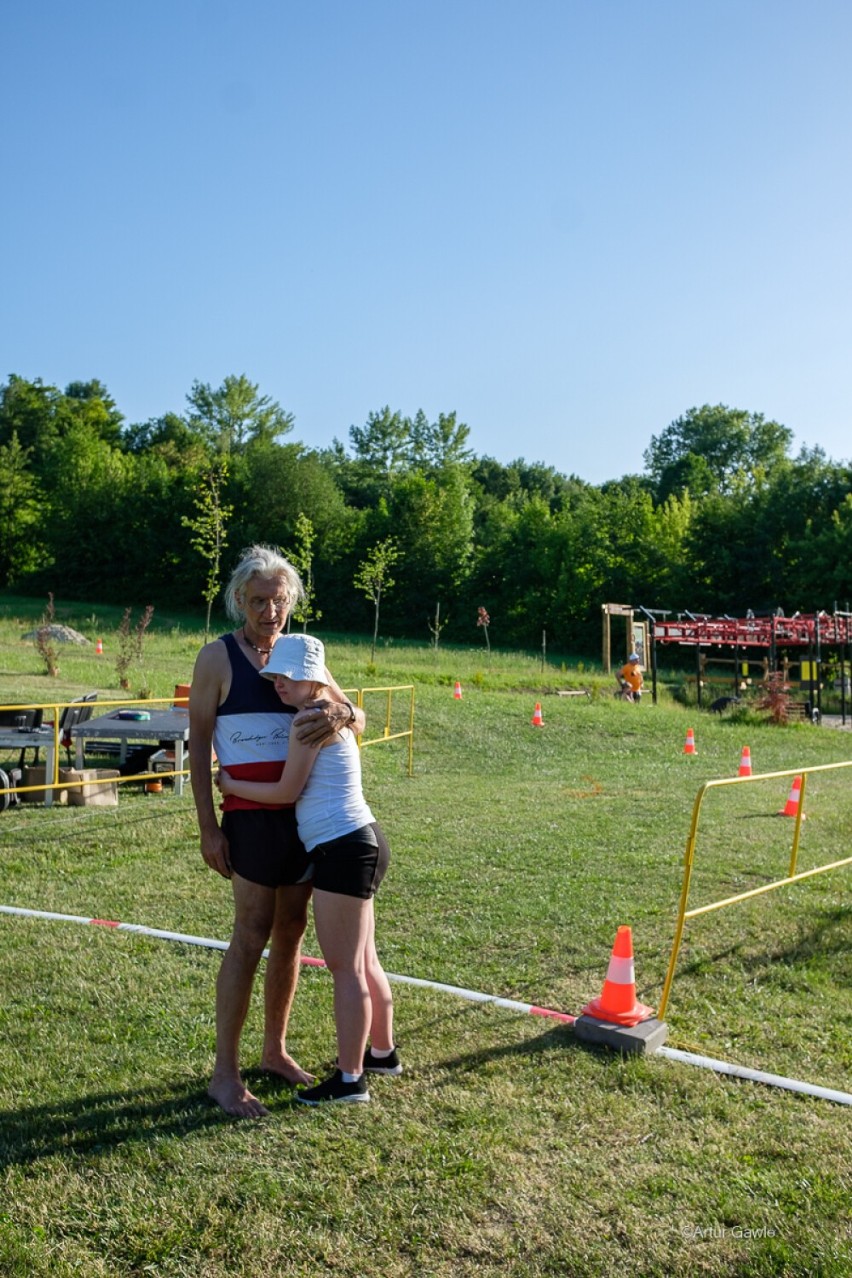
[1,595,851,1277]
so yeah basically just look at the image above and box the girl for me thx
[217,633,399,1105]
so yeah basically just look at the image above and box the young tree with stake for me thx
[354,537,400,663]
[182,458,233,643]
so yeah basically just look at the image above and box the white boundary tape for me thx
[3,904,850,1106]
[657,1046,852,1106]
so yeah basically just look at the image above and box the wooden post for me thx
[602,605,611,674]
[602,603,633,675]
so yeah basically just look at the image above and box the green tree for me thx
[63,379,125,448]
[186,375,294,453]
[122,411,211,464]
[354,537,400,662]
[286,512,322,632]
[642,490,694,605]
[0,375,69,458]
[0,432,42,584]
[0,376,124,462]
[760,449,852,606]
[36,426,134,596]
[644,404,793,501]
[381,468,474,633]
[181,458,234,641]
[471,455,586,514]
[348,407,411,484]
[469,497,563,646]
[409,410,473,472]
[788,492,852,607]
[117,450,201,603]
[684,489,775,613]
[229,439,348,549]
[0,375,140,592]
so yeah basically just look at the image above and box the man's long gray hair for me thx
[223,544,305,623]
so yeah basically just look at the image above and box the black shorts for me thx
[311,822,390,900]
[222,807,313,889]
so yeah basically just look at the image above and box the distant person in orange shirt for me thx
[617,653,644,702]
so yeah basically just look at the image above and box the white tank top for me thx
[296,728,374,852]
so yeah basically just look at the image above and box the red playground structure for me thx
[605,605,852,721]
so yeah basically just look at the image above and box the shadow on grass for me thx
[430,1018,655,1079]
[742,903,851,968]
[414,1008,576,1074]
[658,904,849,996]
[0,1075,298,1170]
[0,806,195,851]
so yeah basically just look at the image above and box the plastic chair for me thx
[22,693,98,768]
[0,706,45,775]
[57,692,99,765]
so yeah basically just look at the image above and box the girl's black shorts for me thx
[310,821,390,900]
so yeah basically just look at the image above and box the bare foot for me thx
[208,1074,270,1119]
[259,1051,316,1086]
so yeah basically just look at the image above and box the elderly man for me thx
[189,544,365,1118]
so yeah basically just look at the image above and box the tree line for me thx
[2,372,851,654]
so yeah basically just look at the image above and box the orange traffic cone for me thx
[531,702,544,727]
[683,728,696,755]
[580,926,655,1026]
[453,681,462,700]
[738,746,752,777]
[95,638,103,655]
[778,775,805,818]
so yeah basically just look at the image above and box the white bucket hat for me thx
[261,633,326,683]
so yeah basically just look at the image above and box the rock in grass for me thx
[21,625,91,645]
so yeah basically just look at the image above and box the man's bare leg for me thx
[260,881,314,1084]
[208,874,276,1118]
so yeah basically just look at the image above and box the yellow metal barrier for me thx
[659,761,852,1018]
[346,685,415,778]
[0,700,63,800]
[1,686,414,802]
[0,696,188,801]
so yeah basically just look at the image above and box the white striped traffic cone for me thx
[778,775,805,818]
[580,926,655,1026]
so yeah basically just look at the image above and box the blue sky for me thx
[3,0,851,485]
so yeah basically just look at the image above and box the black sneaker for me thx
[296,1069,370,1106]
[363,1046,403,1076]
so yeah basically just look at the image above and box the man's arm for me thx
[189,641,232,879]
[293,666,366,747]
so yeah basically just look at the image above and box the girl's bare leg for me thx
[363,902,394,1051]
[312,887,372,1075]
